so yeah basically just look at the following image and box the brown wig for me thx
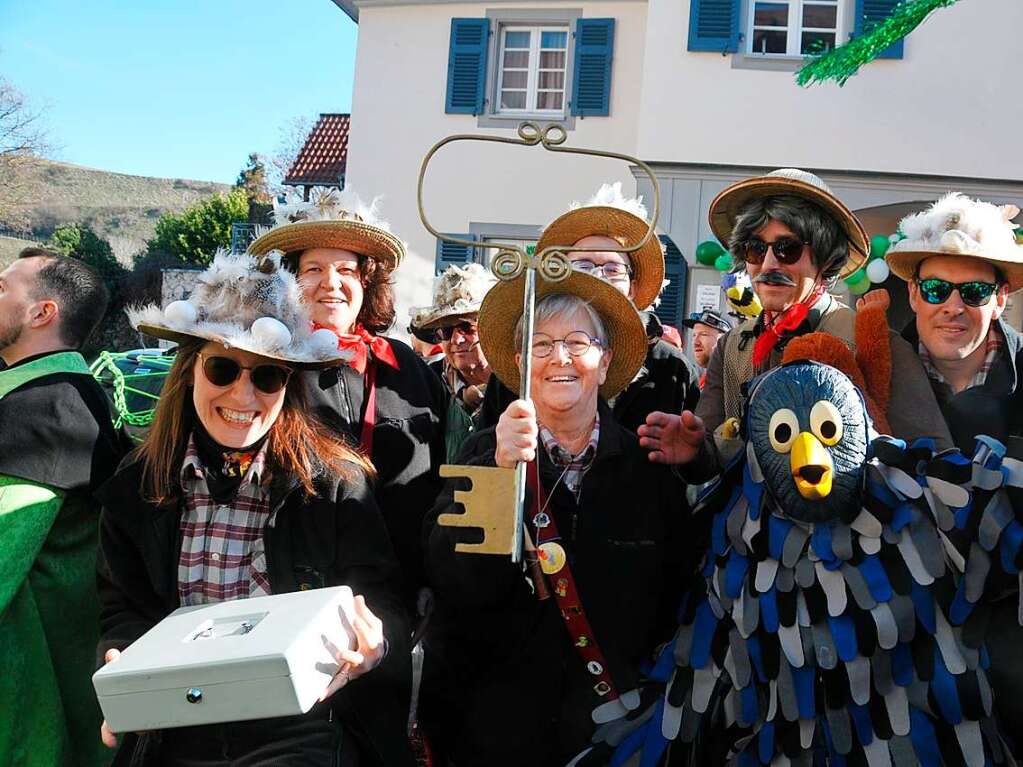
[284,251,396,334]
[135,339,374,507]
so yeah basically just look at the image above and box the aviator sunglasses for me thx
[743,237,807,265]
[199,354,293,394]
[916,278,999,308]
[437,320,479,341]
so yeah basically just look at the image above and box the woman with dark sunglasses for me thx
[95,251,414,766]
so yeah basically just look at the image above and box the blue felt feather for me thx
[909,708,942,767]
[848,702,874,747]
[931,648,963,724]
[768,515,792,562]
[690,601,716,669]
[725,549,750,599]
[910,581,937,634]
[827,613,857,662]
[811,524,836,565]
[793,665,815,719]
[760,586,779,633]
[857,555,893,603]
[891,643,914,687]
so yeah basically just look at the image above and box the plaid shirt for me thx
[178,436,274,606]
[538,414,600,500]
[920,326,1004,392]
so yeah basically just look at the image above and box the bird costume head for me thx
[743,361,872,523]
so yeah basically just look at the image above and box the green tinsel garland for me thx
[797,0,961,87]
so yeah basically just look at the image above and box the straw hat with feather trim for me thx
[709,168,869,279]
[478,270,647,400]
[248,188,405,270]
[127,250,351,369]
[535,183,665,311]
[886,192,1023,294]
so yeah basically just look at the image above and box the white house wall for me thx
[346,1,648,327]
[637,0,1023,181]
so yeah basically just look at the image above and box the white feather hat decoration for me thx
[248,186,406,269]
[127,250,351,367]
[409,262,497,330]
[887,192,1023,293]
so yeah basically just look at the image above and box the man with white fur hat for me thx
[888,193,1023,746]
[478,182,700,435]
[409,262,495,461]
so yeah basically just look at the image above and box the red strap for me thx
[751,284,826,367]
[361,361,377,454]
[526,461,620,703]
[312,324,400,375]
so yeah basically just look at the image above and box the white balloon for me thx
[163,300,198,328]
[866,259,890,284]
[250,317,292,350]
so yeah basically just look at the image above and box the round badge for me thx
[533,512,551,529]
[587,661,604,676]
[538,541,567,574]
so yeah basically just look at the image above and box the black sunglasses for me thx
[199,354,293,394]
[437,320,479,341]
[743,237,807,265]
[916,278,999,308]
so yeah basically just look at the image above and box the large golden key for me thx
[436,464,518,555]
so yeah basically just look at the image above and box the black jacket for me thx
[300,338,448,604]
[477,312,700,434]
[901,318,1023,453]
[95,458,414,767]
[424,402,701,766]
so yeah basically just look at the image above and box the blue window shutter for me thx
[655,235,688,327]
[435,235,477,274]
[446,19,490,114]
[687,0,741,53]
[571,18,615,117]
[853,0,904,59]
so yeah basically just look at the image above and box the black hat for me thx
[681,310,731,334]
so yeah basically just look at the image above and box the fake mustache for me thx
[754,271,797,287]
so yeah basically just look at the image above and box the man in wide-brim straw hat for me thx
[887,192,1023,745]
[409,262,495,461]
[639,168,952,479]
[425,269,699,766]
[479,182,699,435]
[248,188,448,611]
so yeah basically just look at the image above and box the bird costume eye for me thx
[768,409,799,453]
[810,400,843,446]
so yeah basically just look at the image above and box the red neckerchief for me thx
[313,323,400,375]
[751,284,827,367]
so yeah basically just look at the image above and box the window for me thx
[481,235,538,266]
[496,26,569,115]
[747,0,842,56]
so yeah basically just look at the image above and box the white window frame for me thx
[495,24,569,117]
[745,0,844,58]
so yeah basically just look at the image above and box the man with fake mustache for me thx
[639,169,951,479]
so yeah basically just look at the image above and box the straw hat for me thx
[248,188,405,270]
[708,168,869,279]
[887,192,1023,294]
[535,183,665,311]
[478,270,647,400]
[127,251,351,368]
[409,263,496,331]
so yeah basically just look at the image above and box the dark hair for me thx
[18,247,109,349]
[728,195,849,284]
[913,259,1006,286]
[284,251,396,334]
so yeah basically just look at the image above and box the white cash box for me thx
[93,586,355,733]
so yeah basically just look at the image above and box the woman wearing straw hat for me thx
[95,251,413,765]
[478,183,699,435]
[248,189,447,610]
[425,271,697,766]
[640,168,951,480]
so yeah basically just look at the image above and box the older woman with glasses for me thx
[96,252,413,766]
[424,271,701,766]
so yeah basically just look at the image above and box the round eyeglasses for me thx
[530,331,604,358]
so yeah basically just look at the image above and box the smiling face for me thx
[296,248,364,334]
[443,317,489,380]
[516,308,611,423]
[569,235,636,302]
[909,255,1008,364]
[747,363,869,523]
[192,343,288,449]
[745,219,820,313]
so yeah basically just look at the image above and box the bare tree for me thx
[0,77,52,231]
[265,115,315,195]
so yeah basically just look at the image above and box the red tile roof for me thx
[284,113,350,187]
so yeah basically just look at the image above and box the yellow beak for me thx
[790,431,833,500]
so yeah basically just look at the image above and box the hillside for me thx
[1,158,230,262]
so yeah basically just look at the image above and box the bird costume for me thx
[607,361,1019,767]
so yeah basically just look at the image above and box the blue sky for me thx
[0,0,357,183]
